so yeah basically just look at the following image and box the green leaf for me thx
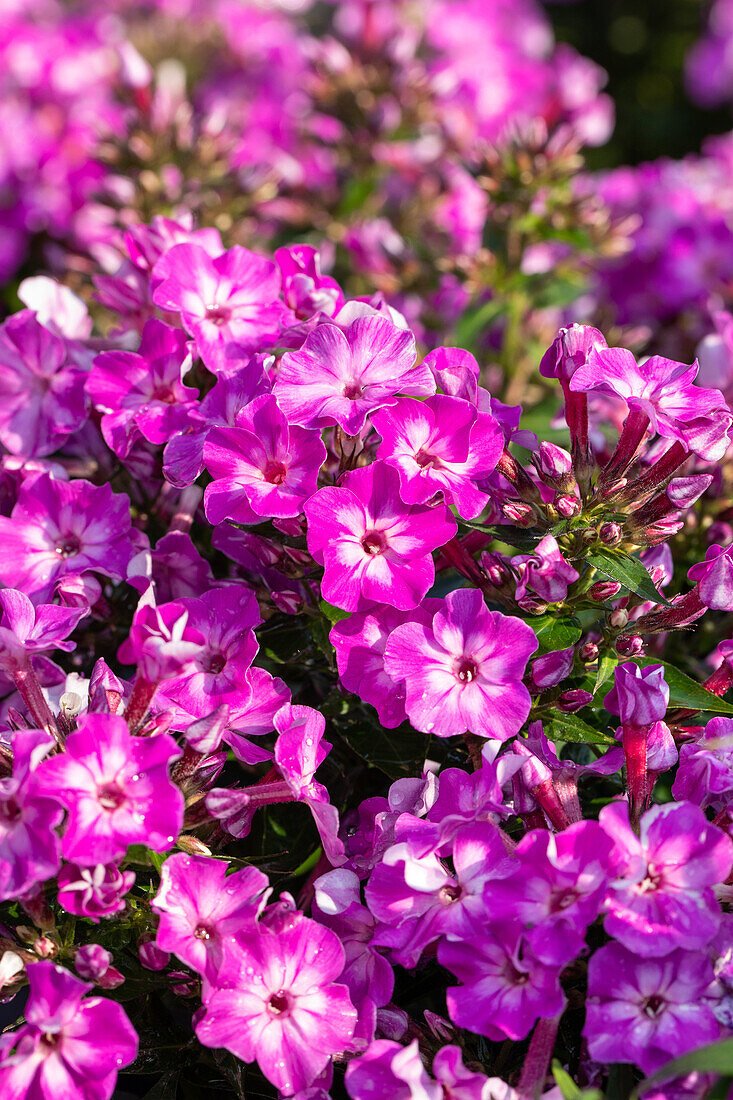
[529,615,582,652]
[594,653,618,695]
[552,1062,580,1099]
[544,712,616,746]
[452,298,504,349]
[456,519,545,552]
[639,659,733,716]
[587,548,669,606]
[630,1038,733,1099]
[319,600,350,624]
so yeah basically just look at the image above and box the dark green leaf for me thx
[587,548,669,606]
[639,659,733,716]
[320,600,350,624]
[544,712,616,746]
[456,519,545,552]
[631,1039,733,1099]
[594,653,618,695]
[529,615,582,652]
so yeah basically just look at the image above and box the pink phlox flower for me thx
[57,862,136,923]
[0,729,62,902]
[0,589,85,674]
[305,462,457,612]
[689,543,733,611]
[152,242,290,373]
[117,599,207,684]
[87,318,197,459]
[584,943,720,1074]
[196,915,357,1096]
[513,535,580,604]
[275,244,344,320]
[274,315,432,434]
[605,662,669,725]
[383,588,537,739]
[0,309,87,458]
[0,473,137,602]
[372,395,503,519]
[672,716,733,809]
[599,800,733,956]
[0,961,138,1100]
[152,852,270,980]
[344,1038,441,1100]
[439,921,565,1042]
[36,713,184,865]
[204,393,326,524]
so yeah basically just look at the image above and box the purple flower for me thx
[345,1038,441,1100]
[689,544,733,611]
[371,395,503,519]
[57,862,136,923]
[196,916,357,1096]
[88,319,197,459]
[539,323,608,383]
[0,729,62,902]
[440,922,565,1042]
[585,943,719,1074]
[605,662,669,725]
[152,243,289,373]
[0,961,138,1100]
[599,800,733,956]
[37,713,183,865]
[383,588,537,739]
[275,244,344,320]
[275,316,432,434]
[0,310,87,457]
[0,589,85,674]
[570,347,733,461]
[513,535,580,604]
[0,474,137,602]
[531,646,575,689]
[117,600,207,685]
[151,853,269,980]
[204,394,326,523]
[672,717,733,809]
[305,463,456,612]
[485,821,614,966]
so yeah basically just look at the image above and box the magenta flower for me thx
[599,800,733,955]
[0,589,84,674]
[196,916,357,1096]
[372,395,503,519]
[0,961,138,1100]
[57,862,136,923]
[0,474,137,602]
[152,243,288,373]
[305,462,456,612]
[275,244,344,320]
[275,316,433,434]
[513,535,580,604]
[330,602,440,728]
[152,853,270,980]
[570,347,733,460]
[585,943,719,1074]
[672,717,733,809]
[539,323,608,383]
[0,729,62,902]
[345,1038,441,1100]
[87,319,197,459]
[605,662,669,725]
[37,713,183,865]
[383,588,537,739]
[0,309,87,457]
[204,394,326,524]
[689,544,733,611]
[117,600,207,685]
[440,922,565,1042]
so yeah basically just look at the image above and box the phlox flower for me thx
[57,862,136,923]
[0,961,138,1100]
[37,713,183,866]
[0,589,85,674]
[274,315,433,434]
[196,915,357,1096]
[0,729,62,902]
[383,588,537,738]
[305,463,456,612]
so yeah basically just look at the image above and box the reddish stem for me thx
[123,675,159,732]
[623,722,650,828]
[517,1014,562,1099]
[12,665,61,746]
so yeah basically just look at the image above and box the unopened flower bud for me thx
[599,522,622,547]
[532,647,574,688]
[33,936,57,959]
[502,500,535,525]
[59,692,84,719]
[75,944,112,981]
[517,596,549,615]
[556,494,581,518]
[615,634,644,656]
[556,689,593,713]
[609,608,629,629]
[139,939,170,971]
[606,661,668,724]
[589,581,622,601]
[578,641,599,663]
[175,834,212,857]
[534,442,573,488]
[424,1010,455,1042]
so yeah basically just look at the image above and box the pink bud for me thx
[606,662,669,724]
[556,494,580,518]
[75,944,112,980]
[609,608,629,629]
[615,634,643,656]
[139,940,170,971]
[33,937,57,960]
[599,522,622,546]
[578,641,599,663]
[556,689,593,712]
[589,581,622,601]
[502,500,535,525]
